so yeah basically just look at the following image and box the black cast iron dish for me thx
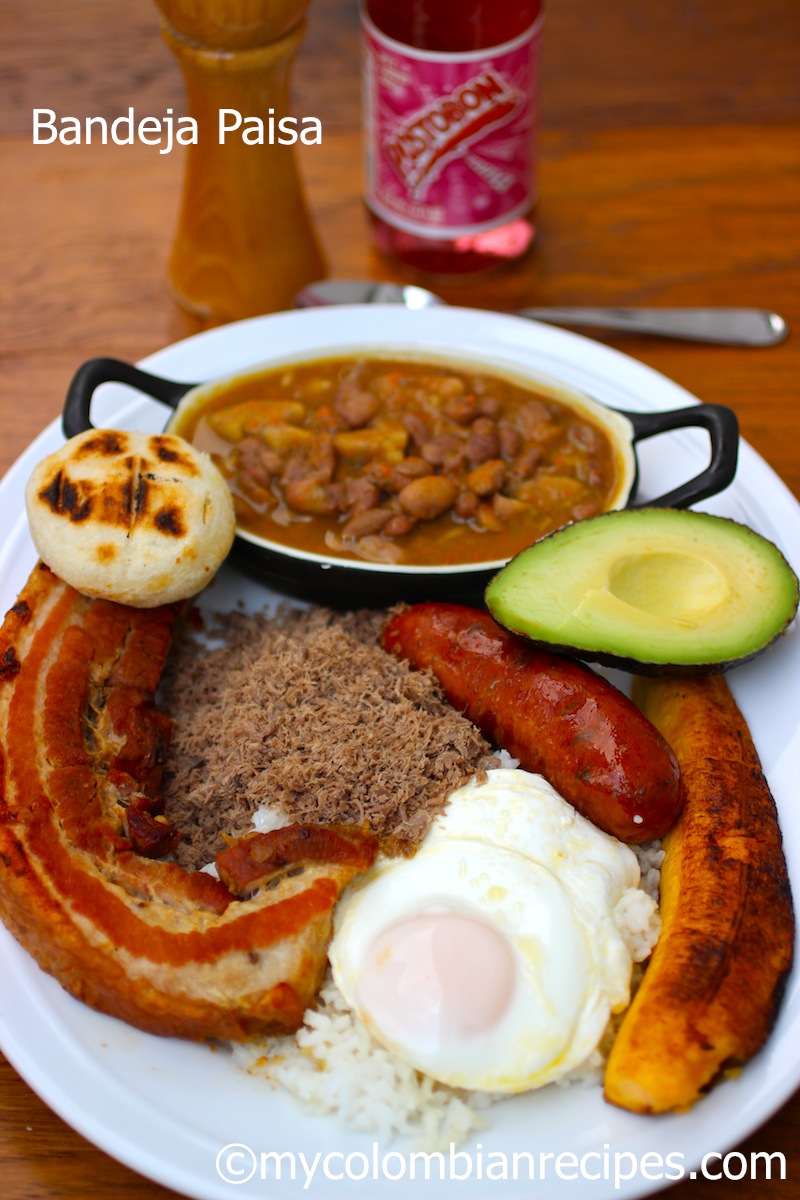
[62,355,739,606]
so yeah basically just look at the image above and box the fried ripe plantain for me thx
[604,673,794,1113]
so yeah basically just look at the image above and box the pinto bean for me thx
[308,433,336,481]
[280,434,336,493]
[465,418,500,466]
[335,386,380,429]
[398,475,459,521]
[386,456,433,492]
[522,420,563,446]
[514,400,552,436]
[498,423,522,459]
[361,459,394,489]
[341,508,393,538]
[383,513,416,538]
[237,436,280,488]
[477,395,501,418]
[443,394,479,424]
[454,489,480,519]
[466,458,506,497]
[284,478,337,515]
[509,444,543,480]
[281,451,308,486]
[420,433,464,466]
[342,477,381,513]
[444,451,467,474]
[400,411,431,447]
[235,474,271,507]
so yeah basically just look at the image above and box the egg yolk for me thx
[356,910,516,1051]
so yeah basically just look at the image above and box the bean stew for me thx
[178,357,626,566]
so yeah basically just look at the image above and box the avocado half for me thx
[485,508,799,675]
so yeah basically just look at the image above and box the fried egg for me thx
[328,768,645,1093]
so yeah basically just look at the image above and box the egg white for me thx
[329,769,646,1093]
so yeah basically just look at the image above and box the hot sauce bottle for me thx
[362,0,543,278]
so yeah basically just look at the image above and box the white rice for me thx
[251,805,292,834]
[229,795,664,1146]
[232,980,495,1148]
[633,840,667,902]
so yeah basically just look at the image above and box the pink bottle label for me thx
[362,15,542,239]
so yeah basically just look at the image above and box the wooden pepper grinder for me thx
[155,0,327,324]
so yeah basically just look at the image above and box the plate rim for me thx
[1,306,799,1200]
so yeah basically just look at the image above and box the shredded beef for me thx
[161,607,495,871]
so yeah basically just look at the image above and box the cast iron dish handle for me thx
[62,357,196,438]
[63,357,739,512]
[619,403,739,509]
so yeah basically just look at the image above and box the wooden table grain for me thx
[2,1,800,1196]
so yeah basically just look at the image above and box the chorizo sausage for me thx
[381,603,683,843]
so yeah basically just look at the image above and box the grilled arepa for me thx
[604,673,794,1113]
[0,562,377,1040]
[25,429,235,606]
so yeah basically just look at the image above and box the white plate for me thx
[1,306,799,1200]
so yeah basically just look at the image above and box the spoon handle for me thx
[515,306,788,346]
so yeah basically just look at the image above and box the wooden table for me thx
[2,1,799,1195]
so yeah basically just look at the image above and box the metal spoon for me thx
[294,280,788,346]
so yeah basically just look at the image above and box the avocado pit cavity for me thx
[607,551,730,624]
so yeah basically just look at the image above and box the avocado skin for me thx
[481,633,780,678]
[485,509,799,677]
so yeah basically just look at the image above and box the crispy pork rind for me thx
[0,563,377,1040]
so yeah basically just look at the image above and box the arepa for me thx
[25,429,235,606]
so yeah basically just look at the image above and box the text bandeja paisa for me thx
[32,108,322,153]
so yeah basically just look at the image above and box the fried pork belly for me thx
[0,563,377,1040]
